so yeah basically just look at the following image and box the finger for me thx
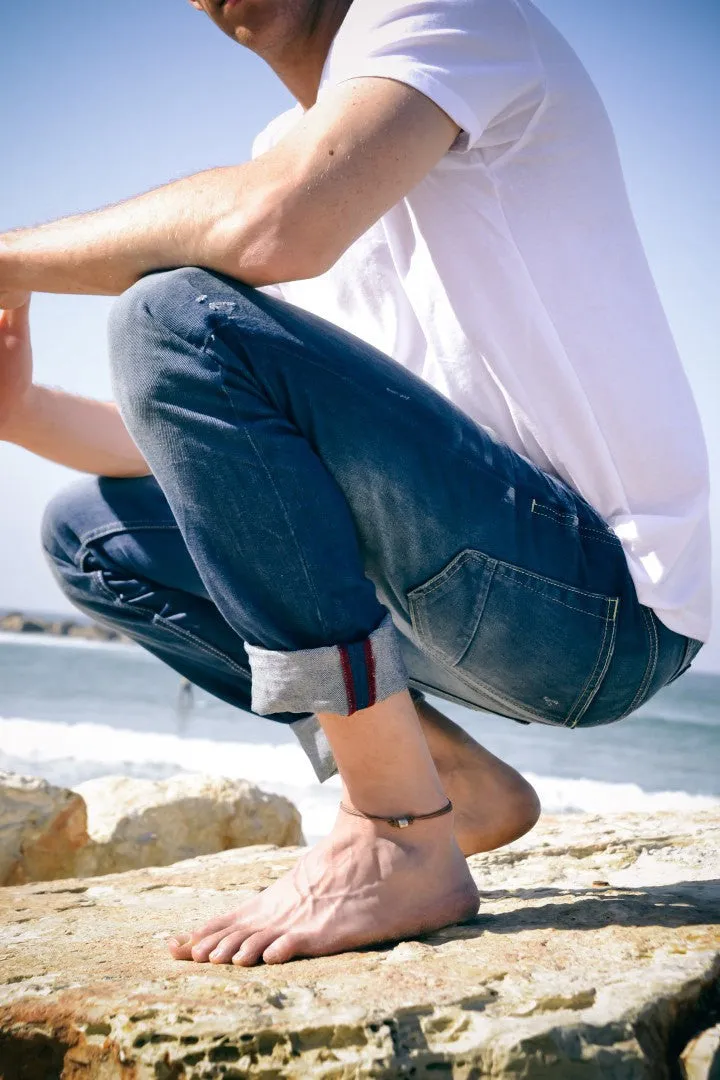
[0,291,31,313]
[0,299,31,333]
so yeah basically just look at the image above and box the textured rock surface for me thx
[73,774,304,876]
[1,773,303,885]
[0,772,88,886]
[0,811,718,1078]
[681,1022,720,1079]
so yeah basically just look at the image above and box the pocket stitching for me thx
[494,562,618,621]
[408,548,619,725]
[409,550,488,601]
[410,552,496,667]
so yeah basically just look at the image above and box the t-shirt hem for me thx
[650,607,710,645]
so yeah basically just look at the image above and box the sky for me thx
[1,0,718,669]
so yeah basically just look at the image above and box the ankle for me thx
[334,802,456,849]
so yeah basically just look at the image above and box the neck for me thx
[267,0,353,110]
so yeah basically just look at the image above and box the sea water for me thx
[1,632,718,843]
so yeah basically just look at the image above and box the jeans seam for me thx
[89,569,122,603]
[565,606,618,728]
[439,664,553,723]
[151,615,251,678]
[78,521,178,549]
[623,606,659,717]
[530,499,621,544]
[204,332,332,641]
[87,569,251,679]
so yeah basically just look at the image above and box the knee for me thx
[502,779,542,844]
[464,776,541,856]
[40,476,103,572]
[109,268,206,405]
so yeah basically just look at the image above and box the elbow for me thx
[208,185,338,287]
[238,233,337,287]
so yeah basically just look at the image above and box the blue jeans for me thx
[41,267,703,782]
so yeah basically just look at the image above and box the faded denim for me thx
[41,267,702,782]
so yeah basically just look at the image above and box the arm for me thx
[3,387,151,477]
[0,78,461,299]
[0,300,150,477]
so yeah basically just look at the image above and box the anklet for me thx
[339,798,453,829]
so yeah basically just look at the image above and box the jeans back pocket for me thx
[407,549,619,727]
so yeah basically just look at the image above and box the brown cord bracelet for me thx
[339,798,453,829]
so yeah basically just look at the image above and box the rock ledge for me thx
[1,810,718,1078]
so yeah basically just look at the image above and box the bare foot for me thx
[168,811,479,966]
[416,697,541,855]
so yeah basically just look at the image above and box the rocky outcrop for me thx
[681,1023,720,1079]
[0,810,718,1078]
[0,610,126,643]
[0,773,303,885]
[73,774,304,877]
[0,773,89,886]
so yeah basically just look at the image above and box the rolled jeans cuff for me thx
[243,612,409,717]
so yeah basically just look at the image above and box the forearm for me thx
[0,162,294,297]
[1,385,151,477]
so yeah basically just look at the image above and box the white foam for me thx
[524,772,720,814]
[0,716,319,786]
[2,715,718,843]
[0,632,139,653]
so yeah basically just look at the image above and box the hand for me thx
[0,289,31,311]
[0,295,34,437]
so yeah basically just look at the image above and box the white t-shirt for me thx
[252,0,712,643]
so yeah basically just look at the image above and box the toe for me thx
[207,930,250,964]
[167,933,194,961]
[232,930,279,967]
[188,895,261,945]
[191,928,242,963]
[189,913,241,944]
[263,933,307,965]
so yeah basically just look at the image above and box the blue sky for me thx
[1,0,718,669]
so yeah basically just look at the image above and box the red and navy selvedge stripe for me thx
[338,637,377,714]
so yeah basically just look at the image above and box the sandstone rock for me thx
[681,1023,720,1079]
[0,772,89,887]
[0,810,717,1078]
[72,773,304,876]
[0,773,303,885]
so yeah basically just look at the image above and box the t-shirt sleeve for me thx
[320,0,546,154]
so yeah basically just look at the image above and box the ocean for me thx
[1,632,718,844]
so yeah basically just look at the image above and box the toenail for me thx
[209,949,220,960]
